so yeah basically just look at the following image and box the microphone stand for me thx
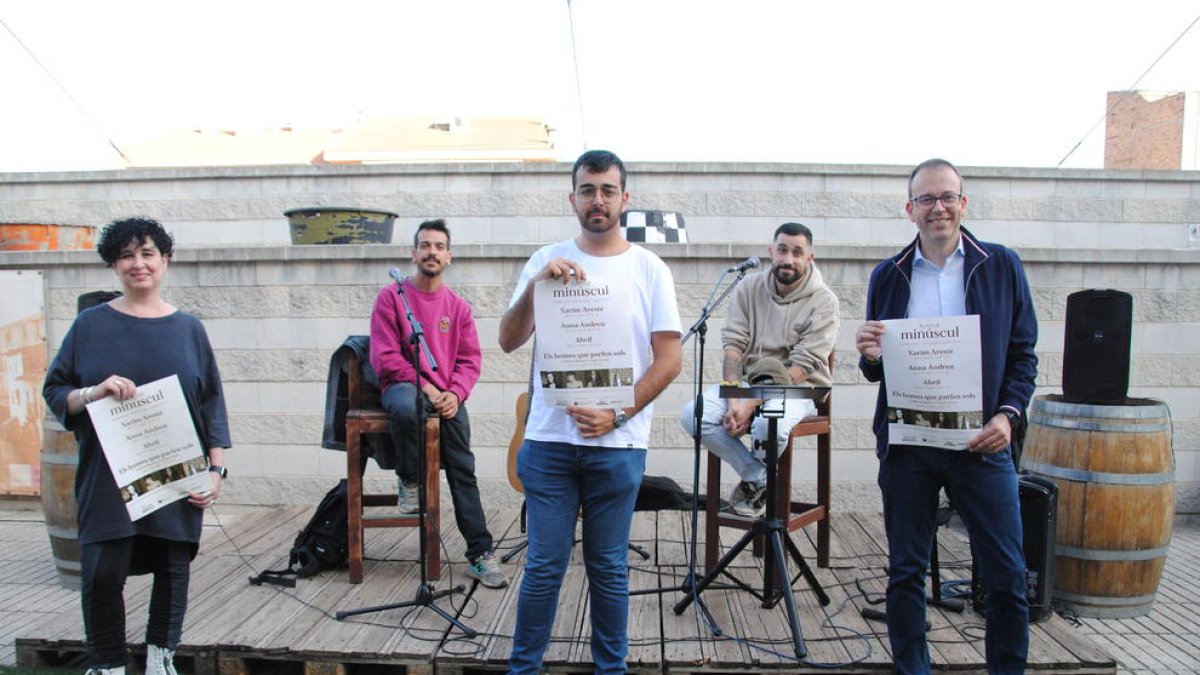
[336,276,475,636]
[629,266,751,636]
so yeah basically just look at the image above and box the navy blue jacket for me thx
[859,227,1038,458]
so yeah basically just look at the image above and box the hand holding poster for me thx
[86,374,211,520]
[534,275,635,407]
[880,315,983,450]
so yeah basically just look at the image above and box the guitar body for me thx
[507,392,529,493]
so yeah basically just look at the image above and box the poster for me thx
[534,275,635,407]
[881,315,983,450]
[86,374,210,520]
[0,270,46,496]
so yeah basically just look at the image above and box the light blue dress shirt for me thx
[907,237,967,318]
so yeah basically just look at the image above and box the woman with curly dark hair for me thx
[43,217,231,675]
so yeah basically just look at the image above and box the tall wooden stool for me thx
[345,351,441,584]
[705,382,832,572]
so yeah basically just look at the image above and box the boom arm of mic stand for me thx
[682,268,750,347]
[396,283,440,373]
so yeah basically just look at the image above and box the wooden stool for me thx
[345,351,441,584]
[705,389,831,571]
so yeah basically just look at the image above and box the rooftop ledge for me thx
[2,161,1200,184]
[2,241,1198,267]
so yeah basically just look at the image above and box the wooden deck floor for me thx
[0,499,1131,673]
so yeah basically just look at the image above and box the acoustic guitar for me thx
[507,392,529,494]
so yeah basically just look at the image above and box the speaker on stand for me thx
[1062,289,1133,404]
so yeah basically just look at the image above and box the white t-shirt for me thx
[508,238,682,448]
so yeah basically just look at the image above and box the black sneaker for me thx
[730,480,767,516]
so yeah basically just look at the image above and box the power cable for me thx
[0,16,133,167]
[1057,12,1200,167]
[566,0,588,151]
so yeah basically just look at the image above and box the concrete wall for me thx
[2,162,1198,511]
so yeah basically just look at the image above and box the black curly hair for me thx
[96,217,174,266]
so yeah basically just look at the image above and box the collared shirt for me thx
[907,237,967,318]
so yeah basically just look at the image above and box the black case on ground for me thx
[1019,473,1058,623]
[972,473,1058,623]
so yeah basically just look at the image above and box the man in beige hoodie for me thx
[680,222,840,516]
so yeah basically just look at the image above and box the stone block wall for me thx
[2,161,1198,511]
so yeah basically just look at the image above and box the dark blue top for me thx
[43,304,231,545]
[859,227,1039,458]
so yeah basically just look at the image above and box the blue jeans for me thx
[879,446,1028,675]
[508,439,646,675]
[381,382,493,560]
[680,384,816,484]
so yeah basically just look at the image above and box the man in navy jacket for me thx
[855,158,1038,675]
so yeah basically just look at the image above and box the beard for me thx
[772,264,802,286]
[416,258,442,277]
[579,207,618,233]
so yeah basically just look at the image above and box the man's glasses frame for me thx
[910,192,963,208]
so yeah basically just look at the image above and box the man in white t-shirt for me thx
[498,149,683,674]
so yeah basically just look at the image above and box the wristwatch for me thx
[1001,410,1021,428]
[612,409,629,429]
[209,465,228,479]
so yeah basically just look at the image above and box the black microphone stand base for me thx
[335,582,475,636]
[672,515,829,659]
[858,530,965,628]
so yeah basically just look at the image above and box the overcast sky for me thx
[2,0,1199,172]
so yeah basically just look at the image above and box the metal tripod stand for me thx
[673,384,831,658]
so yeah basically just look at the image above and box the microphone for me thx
[388,267,405,291]
[727,256,760,273]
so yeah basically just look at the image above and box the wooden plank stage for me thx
[4,498,1121,674]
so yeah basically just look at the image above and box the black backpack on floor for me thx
[251,480,349,586]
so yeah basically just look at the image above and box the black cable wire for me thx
[0,17,133,166]
[210,504,992,668]
[1057,12,1200,167]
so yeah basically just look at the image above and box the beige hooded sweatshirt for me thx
[720,262,840,386]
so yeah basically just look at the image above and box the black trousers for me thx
[80,535,193,668]
[382,382,493,560]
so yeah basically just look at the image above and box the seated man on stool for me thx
[680,222,839,516]
[369,218,508,588]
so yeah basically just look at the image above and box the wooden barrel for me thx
[40,416,81,588]
[1021,395,1173,618]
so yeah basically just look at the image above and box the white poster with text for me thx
[881,315,983,450]
[534,276,635,407]
[87,374,211,520]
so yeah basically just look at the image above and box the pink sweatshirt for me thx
[369,279,481,403]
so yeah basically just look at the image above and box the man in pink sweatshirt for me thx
[369,219,507,589]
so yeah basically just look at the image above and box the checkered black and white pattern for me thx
[620,210,687,243]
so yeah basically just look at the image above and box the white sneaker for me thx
[466,551,510,589]
[84,668,125,675]
[397,479,420,514]
[145,644,178,675]
[730,480,767,517]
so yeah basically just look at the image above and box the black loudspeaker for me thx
[1062,289,1132,403]
[971,473,1058,623]
[1019,474,1057,623]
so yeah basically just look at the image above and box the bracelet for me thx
[81,386,93,404]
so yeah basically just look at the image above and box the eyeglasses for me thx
[575,185,623,201]
[910,193,963,208]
